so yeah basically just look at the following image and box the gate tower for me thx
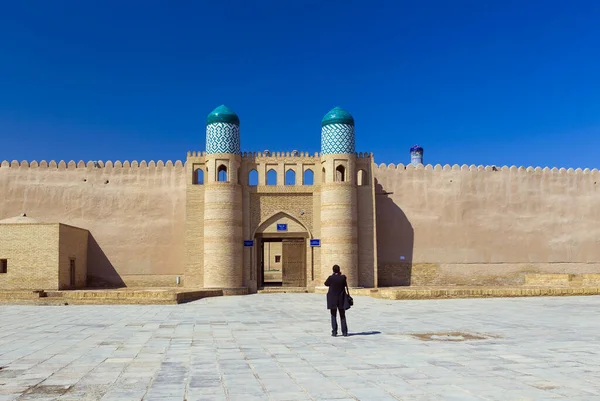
[320,107,359,286]
[203,105,243,288]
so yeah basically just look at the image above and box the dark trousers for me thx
[330,307,348,335]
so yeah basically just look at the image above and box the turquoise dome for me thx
[321,107,354,127]
[206,105,241,154]
[206,105,240,126]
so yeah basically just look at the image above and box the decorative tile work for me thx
[321,123,355,155]
[410,145,424,166]
[410,144,423,154]
[206,122,241,154]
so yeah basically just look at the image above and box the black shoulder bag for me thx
[344,281,354,310]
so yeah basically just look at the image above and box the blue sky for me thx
[1,0,599,168]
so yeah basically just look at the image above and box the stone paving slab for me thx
[1,294,600,400]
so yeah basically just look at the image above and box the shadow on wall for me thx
[375,180,414,286]
[86,234,125,288]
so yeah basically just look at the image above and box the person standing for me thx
[325,264,349,337]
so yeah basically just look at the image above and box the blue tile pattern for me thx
[410,144,424,165]
[321,123,355,154]
[206,122,241,154]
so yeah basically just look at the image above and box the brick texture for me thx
[0,223,87,290]
[58,224,88,289]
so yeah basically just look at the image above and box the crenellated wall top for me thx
[373,162,600,176]
[3,157,594,175]
[0,160,186,169]
[186,150,374,159]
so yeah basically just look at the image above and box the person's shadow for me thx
[347,331,381,337]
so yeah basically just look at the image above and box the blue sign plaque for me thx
[310,239,321,247]
[243,240,254,247]
[277,224,288,231]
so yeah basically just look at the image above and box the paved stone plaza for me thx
[1,294,600,401]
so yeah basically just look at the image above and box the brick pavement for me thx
[1,294,600,400]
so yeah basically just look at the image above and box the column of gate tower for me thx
[202,105,360,289]
[203,106,243,288]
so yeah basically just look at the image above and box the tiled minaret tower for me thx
[203,105,243,288]
[410,144,424,166]
[320,107,359,286]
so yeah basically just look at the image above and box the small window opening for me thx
[357,169,368,186]
[285,169,296,185]
[248,169,258,186]
[194,168,204,185]
[322,167,326,183]
[217,165,228,182]
[267,169,277,186]
[303,169,314,185]
[0,259,7,274]
[336,165,346,182]
[275,255,281,263]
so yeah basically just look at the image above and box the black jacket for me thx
[325,274,347,309]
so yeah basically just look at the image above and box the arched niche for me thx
[194,168,205,185]
[335,165,346,182]
[357,169,368,186]
[254,211,311,238]
[285,169,296,185]
[267,169,277,186]
[303,169,314,185]
[217,164,228,182]
[248,169,258,186]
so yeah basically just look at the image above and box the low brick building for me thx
[0,214,88,290]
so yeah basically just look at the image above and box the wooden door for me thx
[282,239,305,287]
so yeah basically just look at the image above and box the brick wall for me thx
[185,157,205,287]
[0,161,186,287]
[0,224,59,290]
[58,224,89,289]
[375,163,600,286]
[356,159,377,288]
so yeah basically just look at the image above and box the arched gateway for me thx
[184,105,377,293]
[254,212,312,289]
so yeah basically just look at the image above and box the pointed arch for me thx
[267,169,277,185]
[357,169,368,186]
[335,165,346,182]
[194,168,204,185]
[248,169,258,186]
[217,164,228,182]
[285,169,296,185]
[303,169,314,185]
[252,211,313,239]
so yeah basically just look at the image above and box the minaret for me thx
[320,107,359,287]
[410,144,424,166]
[203,105,243,288]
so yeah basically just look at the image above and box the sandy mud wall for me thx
[0,160,186,287]
[374,163,600,286]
